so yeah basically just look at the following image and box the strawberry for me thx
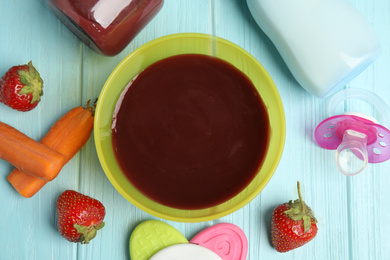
[0,61,43,111]
[57,190,105,244]
[271,182,318,253]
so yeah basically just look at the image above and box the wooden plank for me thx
[214,0,389,259]
[76,1,213,260]
[0,1,82,260]
[344,1,390,259]
[0,0,389,259]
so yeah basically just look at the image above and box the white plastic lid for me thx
[149,244,223,260]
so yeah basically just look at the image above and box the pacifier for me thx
[315,88,390,176]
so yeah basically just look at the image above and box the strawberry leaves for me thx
[74,222,105,244]
[17,61,43,104]
[284,182,317,233]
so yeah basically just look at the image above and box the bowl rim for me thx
[94,32,286,222]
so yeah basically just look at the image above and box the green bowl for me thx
[94,33,285,222]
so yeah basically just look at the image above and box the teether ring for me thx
[315,88,390,176]
[149,244,222,260]
[129,220,188,260]
[129,220,248,260]
[190,223,248,260]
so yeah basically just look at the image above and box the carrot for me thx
[0,122,66,181]
[7,100,95,197]
[7,170,44,198]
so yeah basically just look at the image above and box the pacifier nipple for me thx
[315,88,390,176]
[335,129,368,176]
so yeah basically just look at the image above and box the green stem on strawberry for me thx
[17,61,43,104]
[297,182,305,214]
[284,181,317,233]
[74,222,105,244]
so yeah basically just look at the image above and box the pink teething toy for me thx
[315,88,390,176]
[190,223,248,260]
[129,221,248,260]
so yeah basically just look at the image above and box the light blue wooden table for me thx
[1,0,390,259]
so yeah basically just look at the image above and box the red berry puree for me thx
[47,0,163,56]
[111,54,270,209]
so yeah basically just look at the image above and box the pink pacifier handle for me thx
[315,115,390,175]
[190,223,248,260]
[315,115,390,162]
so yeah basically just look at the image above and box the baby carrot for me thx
[0,122,66,181]
[7,170,44,198]
[7,101,95,197]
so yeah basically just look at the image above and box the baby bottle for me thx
[46,0,164,56]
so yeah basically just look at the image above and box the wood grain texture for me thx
[0,0,389,260]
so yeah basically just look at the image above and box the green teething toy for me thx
[129,220,188,260]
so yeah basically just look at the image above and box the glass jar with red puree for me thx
[46,0,164,56]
